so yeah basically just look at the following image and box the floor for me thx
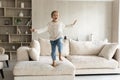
[1,61,120,80]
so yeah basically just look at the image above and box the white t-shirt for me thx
[35,21,73,41]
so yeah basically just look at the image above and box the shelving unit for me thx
[57,0,114,1]
[0,0,32,60]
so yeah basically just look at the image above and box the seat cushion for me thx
[0,62,3,69]
[0,54,8,61]
[67,55,118,69]
[13,56,75,76]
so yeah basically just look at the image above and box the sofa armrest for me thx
[17,46,30,61]
[114,48,120,67]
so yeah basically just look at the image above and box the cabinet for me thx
[0,0,32,60]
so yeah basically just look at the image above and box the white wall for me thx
[32,0,113,41]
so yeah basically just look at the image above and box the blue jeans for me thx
[50,38,63,61]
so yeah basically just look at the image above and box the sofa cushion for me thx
[67,55,118,69]
[17,46,30,61]
[98,43,118,60]
[114,48,120,68]
[30,40,40,55]
[59,39,69,56]
[38,38,69,56]
[13,56,75,76]
[28,48,39,61]
[38,38,51,56]
[70,40,106,55]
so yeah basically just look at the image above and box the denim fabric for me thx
[50,38,63,60]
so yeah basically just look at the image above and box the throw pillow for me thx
[70,40,106,55]
[28,48,39,61]
[98,43,118,60]
[30,40,40,55]
[38,38,51,56]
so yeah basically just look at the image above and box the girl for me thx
[31,10,77,67]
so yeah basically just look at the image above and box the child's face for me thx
[52,12,59,21]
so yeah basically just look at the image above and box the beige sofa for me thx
[13,39,75,80]
[67,40,120,75]
[13,38,120,80]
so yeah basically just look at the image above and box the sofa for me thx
[13,38,120,80]
[67,40,120,75]
[13,38,75,80]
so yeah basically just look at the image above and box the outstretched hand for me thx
[30,28,35,32]
[72,19,77,25]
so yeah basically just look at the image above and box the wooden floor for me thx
[1,61,120,80]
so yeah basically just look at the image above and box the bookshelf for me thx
[0,0,32,60]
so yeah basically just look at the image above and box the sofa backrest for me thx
[69,40,107,55]
[38,38,70,56]
[30,38,107,56]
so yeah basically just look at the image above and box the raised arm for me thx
[30,27,48,34]
[65,19,77,27]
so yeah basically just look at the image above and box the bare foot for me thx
[52,64,56,67]
[52,61,56,67]
[59,54,63,61]
[59,57,63,61]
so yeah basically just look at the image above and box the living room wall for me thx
[32,0,113,41]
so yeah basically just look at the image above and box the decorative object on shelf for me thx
[17,28,21,34]
[104,38,108,42]
[0,1,2,7]
[26,19,32,26]
[25,30,28,34]
[15,18,22,25]
[12,46,15,50]
[21,2,24,8]
[5,31,8,34]
[89,34,94,41]
[4,20,10,25]
[19,11,24,17]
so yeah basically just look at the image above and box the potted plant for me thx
[15,18,22,25]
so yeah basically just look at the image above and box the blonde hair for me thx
[51,10,59,17]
